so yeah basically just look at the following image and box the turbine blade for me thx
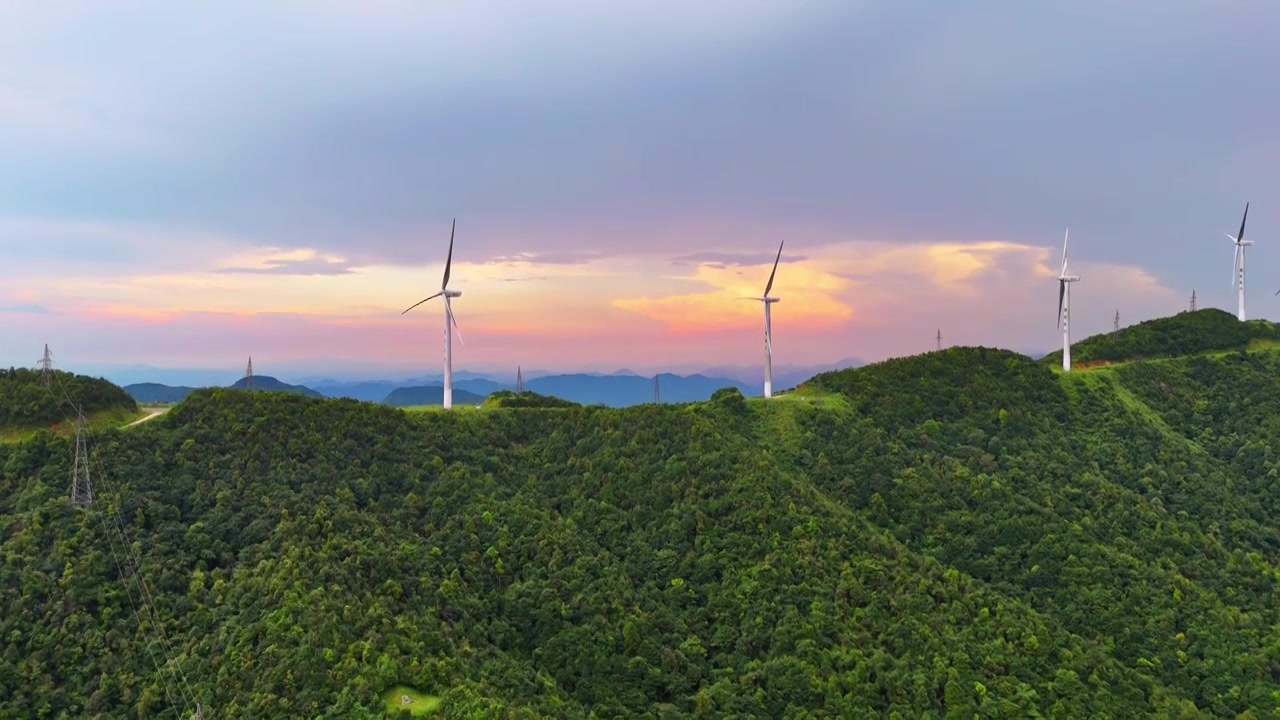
[1238,202,1249,244]
[442,218,456,289]
[763,240,784,297]
[401,291,443,314]
[1057,279,1065,328]
[1060,228,1069,275]
[445,296,464,345]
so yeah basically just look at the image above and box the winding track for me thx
[123,407,169,428]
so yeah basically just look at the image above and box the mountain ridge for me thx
[6,311,1280,716]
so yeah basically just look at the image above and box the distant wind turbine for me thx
[1228,203,1251,320]
[743,241,785,398]
[1056,229,1081,372]
[402,218,465,409]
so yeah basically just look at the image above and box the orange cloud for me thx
[612,239,1047,332]
[612,259,854,333]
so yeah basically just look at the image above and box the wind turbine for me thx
[1228,203,1251,320]
[744,241,784,398]
[402,218,464,409]
[1056,229,1081,372]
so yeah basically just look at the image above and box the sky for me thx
[2,1,1278,381]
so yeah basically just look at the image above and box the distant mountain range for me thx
[121,359,867,408]
[126,375,322,403]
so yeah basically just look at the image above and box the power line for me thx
[40,347,201,716]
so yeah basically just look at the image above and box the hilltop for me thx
[124,381,199,404]
[228,375,323,397]
[0,367,140,438]
[5,314,1280,716]
[1039,307,1280,368]
[383,385,487,407]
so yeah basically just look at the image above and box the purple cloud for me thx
[670,251,809,269]
[211,257,357,276]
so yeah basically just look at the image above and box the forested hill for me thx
[1039,307,1280,366]
[7,335,1280,716]
[228,374,323,397]
[0,367,138,429]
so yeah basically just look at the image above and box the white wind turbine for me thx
[744,241,784,398]
[1228,203,1251,321]
[1056,229,1081,372]
[402,218,464,409]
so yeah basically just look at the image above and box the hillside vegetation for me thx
[4,312,1280,717]
[0,367,139,434]
[383,385,487,407]
[1040,307,1280,367]
[229,375,323,397]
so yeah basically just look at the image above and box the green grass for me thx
[380,686,441,716]
[1054,336,1280,374]
[0,405,148,443]
[400,403,487,413]
[758,385,851,411]
[1058,366,1204,456]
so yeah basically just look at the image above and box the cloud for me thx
[212,256,357,276]
[485,251,607,266]
[0,3,1274,372]
[0,303,51,314]
[670,251,809,269]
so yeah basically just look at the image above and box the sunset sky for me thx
[1,1,1277,380]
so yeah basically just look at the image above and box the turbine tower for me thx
[402,218,465,409]
[745,241,785,398]
[1056,229,1081,372]
[1228,203,1251,321]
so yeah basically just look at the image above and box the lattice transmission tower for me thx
[654,375,661,404]
[1114,310,1120,333]
[515,366,524,393]
[1190,290,1197,312]
[936,329,942,351]
[71,411,93,507]
[245,357,254,391]
[38,344,53,386]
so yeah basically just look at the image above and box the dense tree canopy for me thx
[5,325,1280,717]
[0,367,137,428]
[1040,307,1280,366]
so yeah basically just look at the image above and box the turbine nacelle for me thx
[444,289,462,298]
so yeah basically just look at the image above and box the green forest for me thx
[0,368,140,439]
[4,310,1280,718]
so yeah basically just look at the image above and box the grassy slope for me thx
[0,405,147,442]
